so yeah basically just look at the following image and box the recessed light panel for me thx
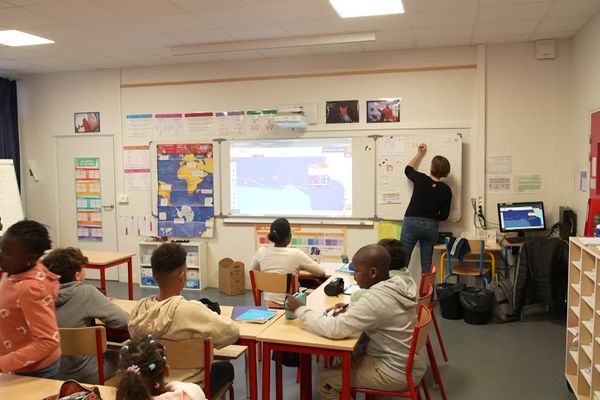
[329,0,404,18]
[0,30,54,47]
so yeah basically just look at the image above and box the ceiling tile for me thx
[93,0,185,18]
[409,8,477,28]
[413,25,473,41]
[536,16,590,34]
[5,0,67,5]
[221,24,290,40]
[361,42,415,52]
[478,0,549,5]
[0,58,38,70]
[168,0,250,13]
[403,0,478,12]
[341,14,409,31]
[195,7,271,28]
[259,47,313,58]
[135,13,213,32]
[0,7,61,28]
[213,50,266,60]
[530,30,574,40]
[172,54,220,63]
[70,15,152,35]
[165,29,235,45]
[246,0,299,5]
[546,0,600,18]
[474,34,531,44]
[375,29,414,44]
[309,43,364,55]
[475,20,538,37]
[25,1,120,23]
[255,0,338,23]
[22,56,89,68]
[25,24,90,43]
[416,38,472,48]
[0,1,13,7]
[282,19,348,36]
[0,45,40,59]
[477,2,551,24]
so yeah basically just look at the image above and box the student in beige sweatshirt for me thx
[128,243,239,394]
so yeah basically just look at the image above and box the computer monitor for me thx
[497,201,546,233]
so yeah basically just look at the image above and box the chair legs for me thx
[430,309,449,363]
[228,385,234,400]
[421,378,431,400]
[426,339,447,400]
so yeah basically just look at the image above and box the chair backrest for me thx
[405,305,433,387]
[249,270,298,306]
[418,284,434,309]
[59,326,107,384]
[419,264,437,296]
[467,239,485,256]
[444,238,485,273]
[157,338,214,397]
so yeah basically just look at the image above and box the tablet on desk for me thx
[232,306,277,324]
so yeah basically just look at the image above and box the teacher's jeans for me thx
[401,216,439,274]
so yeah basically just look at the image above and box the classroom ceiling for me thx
[0,0,598,76]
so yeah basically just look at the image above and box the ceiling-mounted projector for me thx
[274,105,308,129]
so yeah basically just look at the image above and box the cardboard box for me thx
[219,258,245,296]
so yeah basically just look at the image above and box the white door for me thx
[55,135,118,280]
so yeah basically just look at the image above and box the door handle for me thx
[102,204,114,211]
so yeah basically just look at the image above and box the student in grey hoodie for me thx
[286,244,427,400]
[44,247,129,384]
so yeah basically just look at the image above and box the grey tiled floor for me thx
[97,280,575,400]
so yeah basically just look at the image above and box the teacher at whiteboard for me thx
[401,143,452,274]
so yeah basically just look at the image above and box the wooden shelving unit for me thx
[567,238,600,399]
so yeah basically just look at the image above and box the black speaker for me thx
[559,206,577,240]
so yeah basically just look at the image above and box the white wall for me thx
[565,11,600,234]
[17,41,574,289]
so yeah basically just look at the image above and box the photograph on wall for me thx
[326,100,359,124]
[75,112,100,133]
[367,99,400,123]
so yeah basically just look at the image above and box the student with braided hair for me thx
[117,335,206,400]
[0,220,61,377]
[251,217,325,307]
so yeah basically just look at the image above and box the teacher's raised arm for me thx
[401,144,452,274]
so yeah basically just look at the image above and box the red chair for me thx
[420,264,449,363]
[351,305,432,400]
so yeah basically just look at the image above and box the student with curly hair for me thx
[43,247,129,383]
[117,335,205,400]
[0,220,61,377]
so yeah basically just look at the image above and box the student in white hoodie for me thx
[128,243,239,393]
[286,244,426,400]
[117,335,206,400]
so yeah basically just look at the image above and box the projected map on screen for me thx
[230,138,352,217]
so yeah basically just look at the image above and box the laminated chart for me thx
[157,143,214,238]
[74,157,103,241]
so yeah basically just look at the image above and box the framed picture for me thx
[326,100,359,124]
[74,112,100,133]
[367,99,400,123]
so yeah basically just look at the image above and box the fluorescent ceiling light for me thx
[170,32,375,56]
[0,30,54,47]
[329,0,404,18]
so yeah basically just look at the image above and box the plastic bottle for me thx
[595,224,600,237]
[285,292,307,319]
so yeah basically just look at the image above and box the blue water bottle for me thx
[596,224,600,237]
[285,292,307,319]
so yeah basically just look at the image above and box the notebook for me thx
[232,306,278,324]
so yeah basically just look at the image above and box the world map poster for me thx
[157,143,214,238]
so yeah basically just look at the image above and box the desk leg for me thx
[262,342,271,400]
[240,339,257,400]
[504,247,509,279]
[127,257,133,300]
[275,352,282,400]
[299,353,312,400]
[340,352,351,400]
[99,267,106,293]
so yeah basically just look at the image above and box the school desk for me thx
[110,298,285,400]
[0,373,116,399]
[299,261,345,287]
[434,242,502,283]
[258,271,359,400]
[82,251,136,300]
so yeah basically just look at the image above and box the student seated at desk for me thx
[286,244,426,400]
[128,243,239,392]
[0,220,61,378]
[43,247,129,384]
[252,218,325,307]
[351,238,414,302]
[117,335,206,400]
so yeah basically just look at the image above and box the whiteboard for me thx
[376,133,462,221]
[0,159,24,233]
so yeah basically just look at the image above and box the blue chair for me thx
[443,238,495,288]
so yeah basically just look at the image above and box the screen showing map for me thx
[230,138,352,217]
[498,202,545,232]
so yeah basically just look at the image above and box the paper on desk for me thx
[579,237,600,245]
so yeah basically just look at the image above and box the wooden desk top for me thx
[82,251,136,265]
[110,299,285,340]
[433,241,502,251]
[299,262,343,277]
[0,373,116,399]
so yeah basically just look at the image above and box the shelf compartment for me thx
[583,320,594,333]
[584,270,595,280]
[573,260,582,269]
[583,296,595,309]
[582,344,593,360]
[572,283,582,294]
[572,306,581,316]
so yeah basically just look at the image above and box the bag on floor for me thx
[43,380,102,400]
[489,276,517,323]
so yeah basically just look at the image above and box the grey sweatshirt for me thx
[295,275,427,381]
[55,281,129,383]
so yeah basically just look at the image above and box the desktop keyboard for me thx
[505,236,527,245]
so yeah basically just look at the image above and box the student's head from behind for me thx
[43,247,88,284]
[430,155,450,179]
[151,243,187,292]
[117,335,168,400]
[0,220,51,276]
[377,238,405,270]
[268,218,291,247]
[352,244,391,289]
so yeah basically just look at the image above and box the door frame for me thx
[52,134,117,247]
